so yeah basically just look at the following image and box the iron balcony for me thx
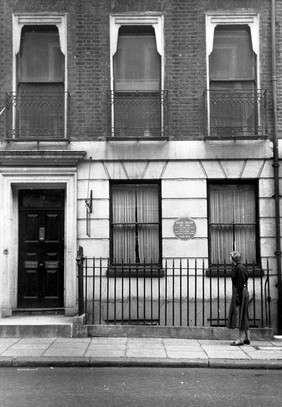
[107,90,169,139]
[204,89,268,139]
[5,91,70,141]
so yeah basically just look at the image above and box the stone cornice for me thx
[0,150,86,167]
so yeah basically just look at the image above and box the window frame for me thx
[109,180,162,276]
[207,180,260,267]
[12,14,68,139]
[109,14,164,139]
[205,13,260,138]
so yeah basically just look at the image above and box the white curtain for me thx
[137,185,159,262]
[112,184,159,263]
[210,184,256,263]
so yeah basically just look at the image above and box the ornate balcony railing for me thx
[5,92,70,140]
[204,89,268,139]
[107,91,168,139]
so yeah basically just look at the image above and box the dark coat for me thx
[231,262,248,305]
[227,262,249,330]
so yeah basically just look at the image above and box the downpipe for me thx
[271,0,282,332]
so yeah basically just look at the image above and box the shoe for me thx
[243,340,251,345]
[230,341,244,346]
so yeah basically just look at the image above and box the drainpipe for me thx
[271,0,282,333]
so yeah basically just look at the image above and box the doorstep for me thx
[0,314,73,338]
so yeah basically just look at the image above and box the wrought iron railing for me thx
[107,90,168,138]
[204,89,268,139]
[77,253,274,329]
[5,92,70,140]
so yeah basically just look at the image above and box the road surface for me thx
[1,367,281,406]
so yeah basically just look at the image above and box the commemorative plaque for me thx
[173,217,196,240]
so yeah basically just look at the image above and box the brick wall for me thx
[0,0,274,140]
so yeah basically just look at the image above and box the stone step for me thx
[0,315,73,338]
[13,308,65,316]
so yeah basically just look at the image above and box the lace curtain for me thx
[209,184,256,263]
[112,184,159,263]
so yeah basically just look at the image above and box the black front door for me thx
[18,190,64,308]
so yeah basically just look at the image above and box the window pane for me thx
[235,225,256,263]
[112,184,160,263]
[113,225,135,263]
[112,185,136,223]
[19,27,64,82]
[136,185,159,223]
[114,27,161,91]
[209,184,257,263]
[137,185,159,262]
[138,225,159,262]
[210,184,256,223]
[210,225,233,263]
[210,26,255,81]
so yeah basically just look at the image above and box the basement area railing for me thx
[77,251,275,329]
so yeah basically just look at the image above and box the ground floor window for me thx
[208,181,259,264]
[110,182,161,266]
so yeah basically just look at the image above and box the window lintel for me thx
[110,14,164,56]
[206,13,259,56]
[13,14,67,55]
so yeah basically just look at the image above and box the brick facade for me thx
[0,0,275,140]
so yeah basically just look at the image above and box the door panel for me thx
[18,190,64,308]
[25,214,39,241]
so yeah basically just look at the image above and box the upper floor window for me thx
[8,14,68,140]
[109,15,167,139]
[205,14,267,139]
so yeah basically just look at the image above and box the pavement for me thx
[1,336,282,369]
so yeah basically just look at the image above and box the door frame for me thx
[0,168,77,317]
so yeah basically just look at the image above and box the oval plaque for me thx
[173,217,196,240]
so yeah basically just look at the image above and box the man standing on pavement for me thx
[228,250,251,346]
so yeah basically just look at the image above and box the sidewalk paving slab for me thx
[0,337,282,369]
